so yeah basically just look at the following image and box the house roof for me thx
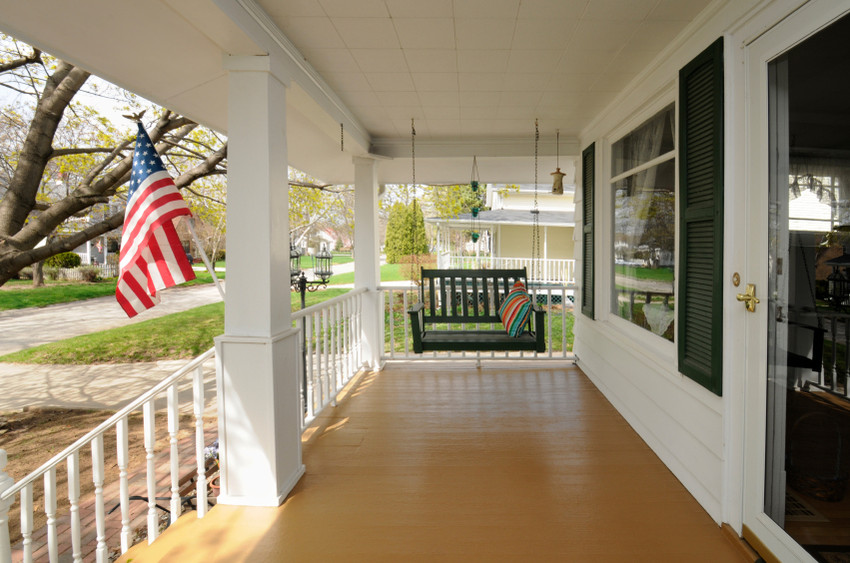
[427,209,574,228]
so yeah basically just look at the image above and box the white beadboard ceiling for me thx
[261,0,711,142]
[0,0,714,183]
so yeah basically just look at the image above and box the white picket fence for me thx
[57,264,118,281]
[439,256,575,285]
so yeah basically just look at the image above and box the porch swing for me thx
[407,119,546,354]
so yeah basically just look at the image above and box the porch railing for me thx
[294,287,366,429]
[794,311,850,400]
[438,256,576,286]
[0,288,369,562]
[381,284,573,361]
[0,347,216,563]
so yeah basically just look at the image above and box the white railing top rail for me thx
[292,287,367,322]
[0,346,216,501]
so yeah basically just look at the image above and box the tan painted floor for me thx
[120,362,750,562]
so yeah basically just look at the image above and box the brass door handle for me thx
[736,283,760,312]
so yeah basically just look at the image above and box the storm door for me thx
[746,7,850,560]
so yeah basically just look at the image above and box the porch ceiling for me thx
[0,0,713,185]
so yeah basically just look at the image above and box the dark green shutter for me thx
[678,38,724,396]
[581,143,595,319]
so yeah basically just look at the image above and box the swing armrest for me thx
[408,303,426,353]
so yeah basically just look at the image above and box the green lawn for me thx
[0,287,350,364]
[0,270,224,311]
[382,290,574,354]
[329,263,407,285]
[614,264,674,282]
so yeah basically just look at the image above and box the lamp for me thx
[290,242,301,286]
[314,243,333,283]
[551,129,565,195]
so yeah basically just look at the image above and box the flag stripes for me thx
[116,123,195,317]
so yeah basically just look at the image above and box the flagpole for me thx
[187,218,226,300]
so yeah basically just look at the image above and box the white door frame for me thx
[741,2,850,560]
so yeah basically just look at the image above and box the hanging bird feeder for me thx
[551,129,565,195]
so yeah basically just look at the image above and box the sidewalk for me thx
[0,283,223,411]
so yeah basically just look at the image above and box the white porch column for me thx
[215,55,303,507]
[353,156,383,369]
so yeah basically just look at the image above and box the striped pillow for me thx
[499,281,532,337]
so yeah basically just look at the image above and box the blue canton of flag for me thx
[116,123,195,317]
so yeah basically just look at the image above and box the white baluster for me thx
[333,303,340,391]
[143,401,158,542]
[67,452,82,562]
[315,310,324,408]
[0,450,14,563]
[547,289,554,358]
[193,366,207,518]
[561,288,567,358]
[44,467,57,563]
[306,315,315,417]
[403,290,410,357]
[19,482,32,563]
[388,290,396,359]
[116,418,131,553]
[91,435,107,562]
[167,384,181,523]
[325,307,335,404]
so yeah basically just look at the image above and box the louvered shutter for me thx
[581,143,595,319]
[678,38,724,395]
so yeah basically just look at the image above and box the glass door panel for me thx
[765,12,850,557]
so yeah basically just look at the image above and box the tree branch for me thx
[0,47,41,73]
[183,186,225,205]
[50,147,119,158]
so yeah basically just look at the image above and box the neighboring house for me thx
[3,2,850,562]
[427,183,576,283]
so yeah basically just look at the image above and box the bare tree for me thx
[0,38,227,286]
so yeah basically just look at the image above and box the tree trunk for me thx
[32,261,44,287]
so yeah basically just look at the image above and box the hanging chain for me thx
[340,123,344,152]
[411,118,418,264]
[532,118,541,281]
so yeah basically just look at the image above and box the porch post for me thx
[215,55,303,507]
[353,156,383,369]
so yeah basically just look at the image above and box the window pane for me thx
[612,104,675,177]
[613,159,676,340]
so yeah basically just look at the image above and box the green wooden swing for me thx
[406,119,547,354]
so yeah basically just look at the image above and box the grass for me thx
[0,270,224,311]
[0,287,351,364]
[382,290,575,354]
[614,264,674,283]
[330,263,407,285]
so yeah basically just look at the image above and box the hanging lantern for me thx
[314,243,334,283]
[472,207,479,218]
[471,232,480,243]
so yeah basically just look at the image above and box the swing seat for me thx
[408,268,546,354]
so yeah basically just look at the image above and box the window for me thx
[611,104,676,340]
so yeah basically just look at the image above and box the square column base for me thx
[215,328,304,506]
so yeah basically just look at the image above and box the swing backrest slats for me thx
[419,268,527,325]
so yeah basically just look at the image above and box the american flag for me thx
[116,123,195,317]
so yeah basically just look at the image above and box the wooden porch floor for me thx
[121,362,751,562]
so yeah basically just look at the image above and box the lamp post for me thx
[291,242,334,412]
